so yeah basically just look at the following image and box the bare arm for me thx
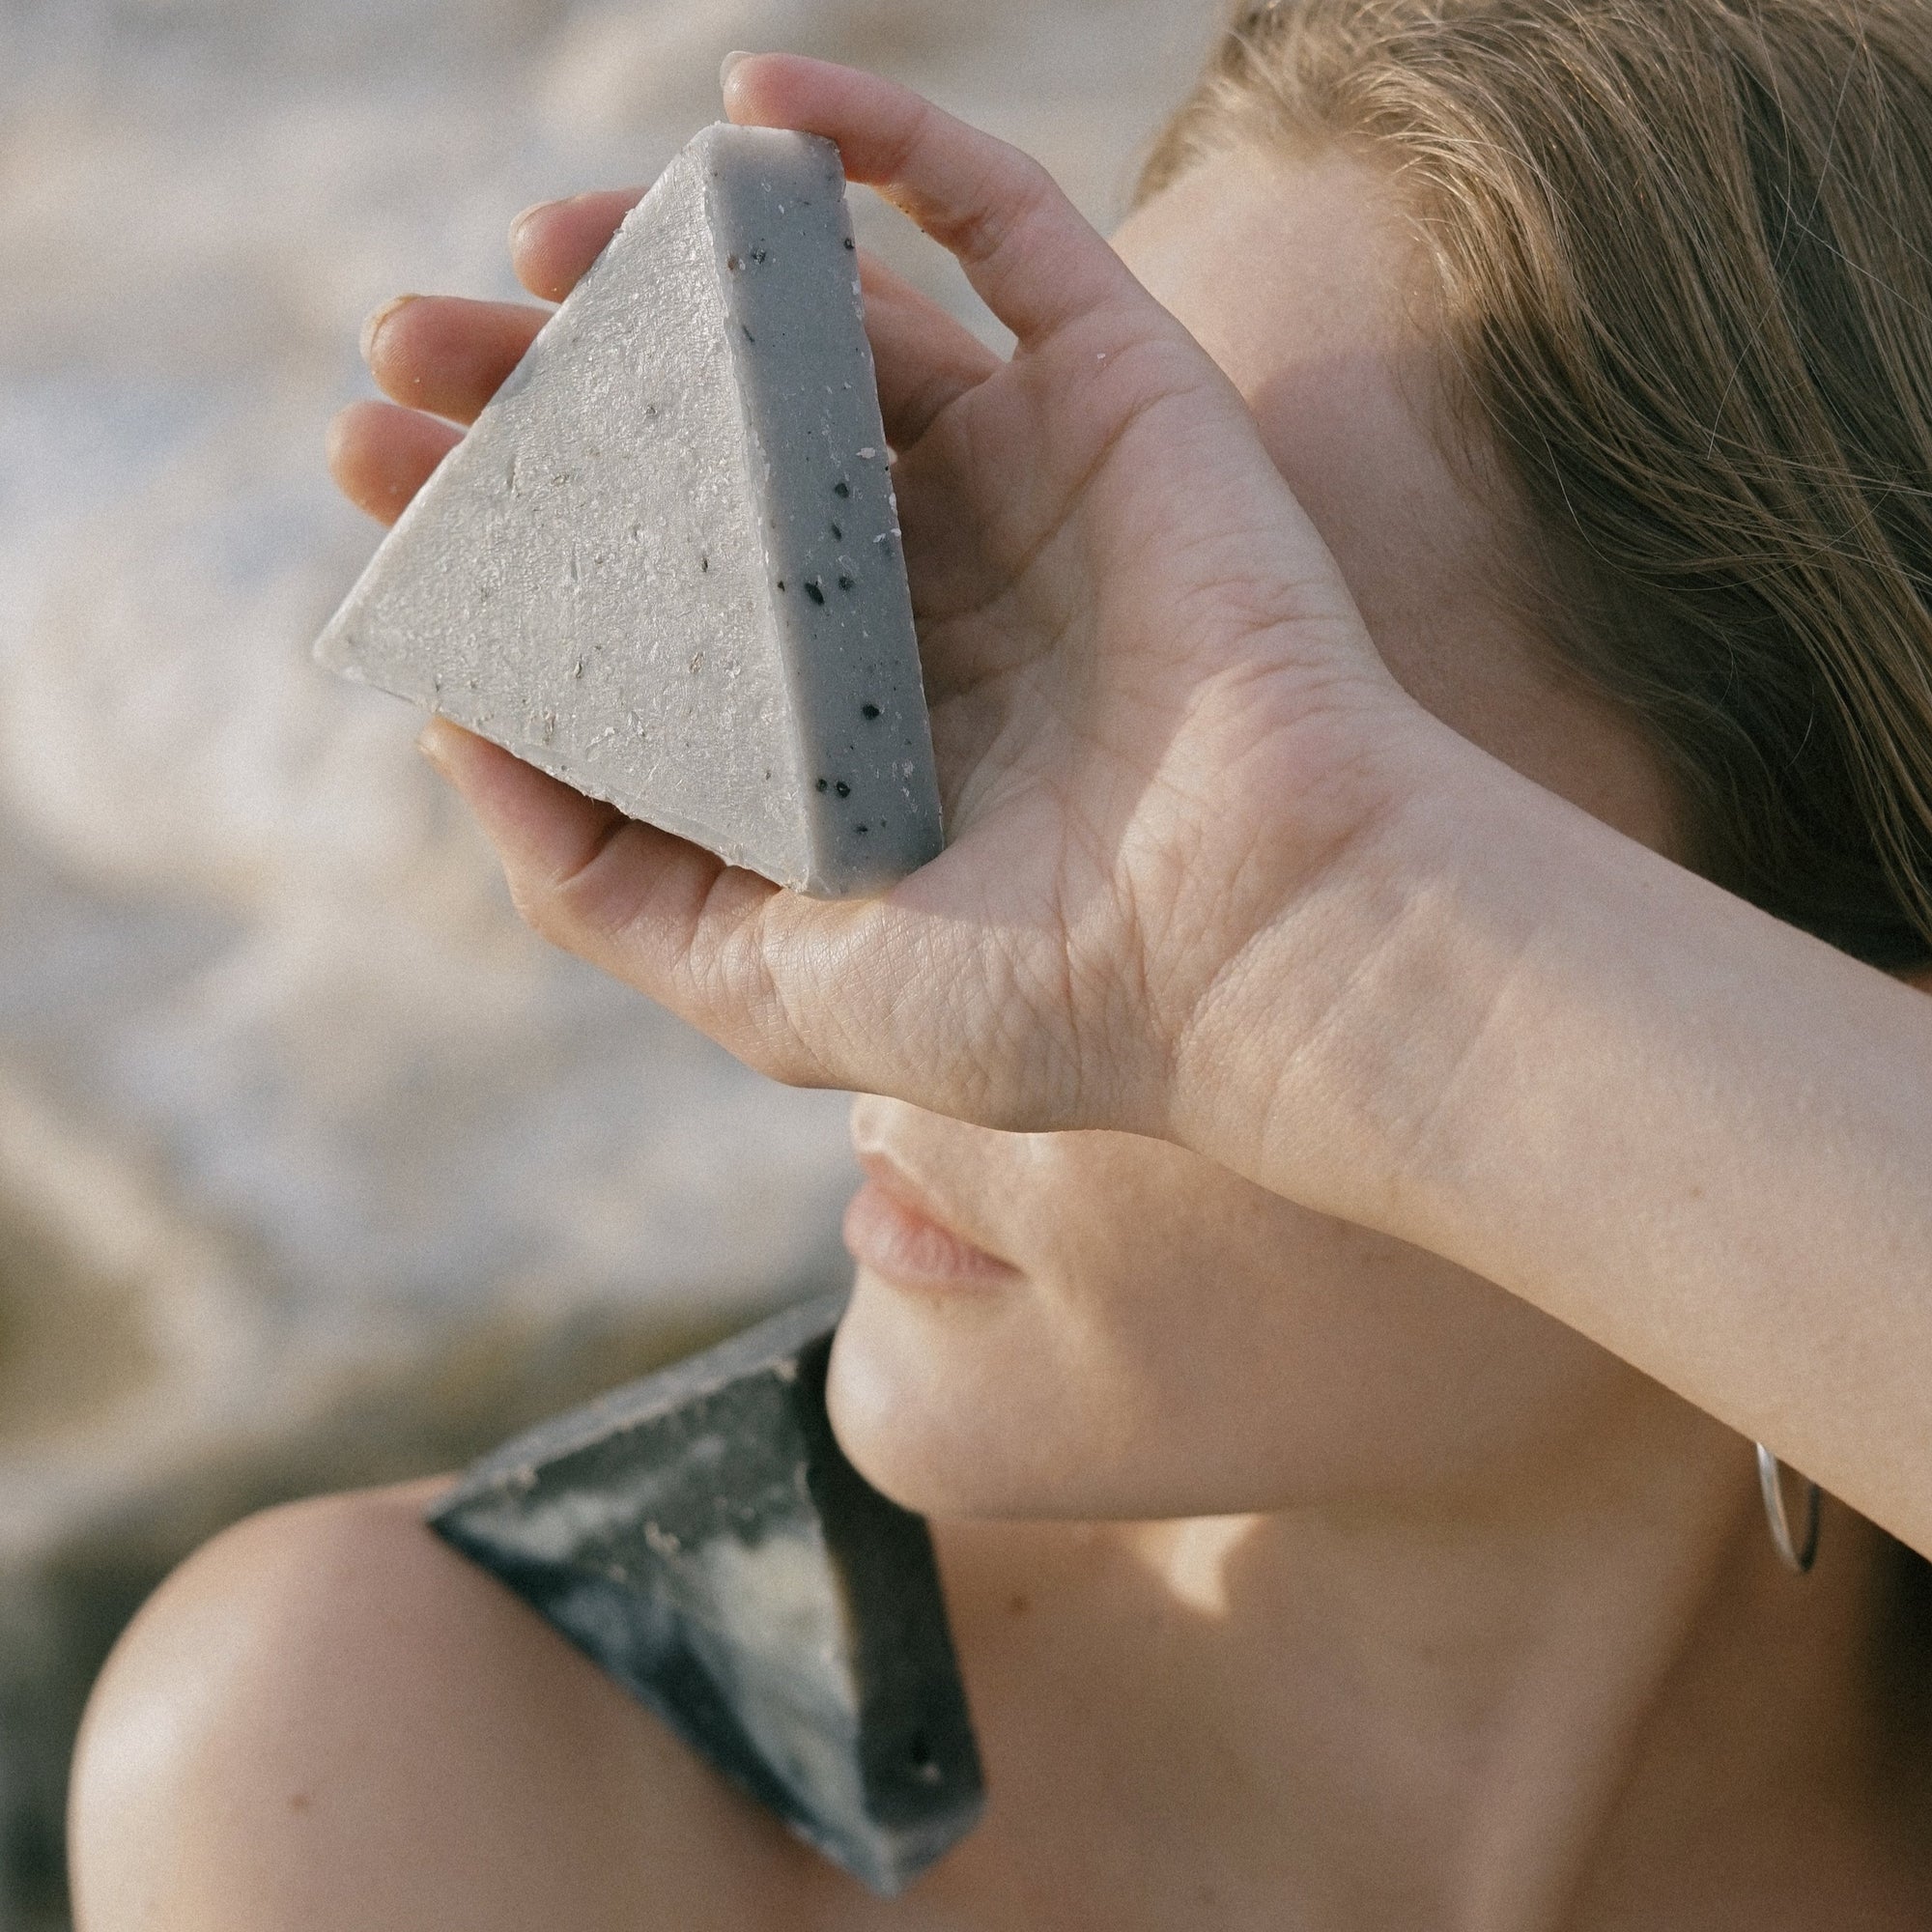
[1165,746,1932,1552]
[331,53,1932,1557]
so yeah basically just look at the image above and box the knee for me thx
[68,1479,456,1931]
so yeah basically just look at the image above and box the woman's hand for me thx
[329,53,1457,1149]
[329,55,1932,1553]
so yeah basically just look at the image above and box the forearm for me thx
[1190,747,1932,1552]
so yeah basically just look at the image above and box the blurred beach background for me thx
[0,0,1220,1921]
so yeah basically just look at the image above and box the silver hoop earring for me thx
[1755,1442,1821,1574]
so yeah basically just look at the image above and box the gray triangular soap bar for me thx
[317,125,943,897]
[428,1294,985,1896]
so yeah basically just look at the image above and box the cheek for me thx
[828,1142,1634,1522]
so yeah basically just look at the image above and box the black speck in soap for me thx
[742,325,756,343]
[861,703,881,720]
[834,479,851,498]
[856,824,869,836]
[843,237,856,250]
[805,581,826,606]
[835,781,851,798]
[700,555,709,572]
[751,246,769,264]
[839,576,856,592]
[831,523,843,540]
[816,779,829,793]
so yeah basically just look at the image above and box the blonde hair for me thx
[1143,0,1932,968]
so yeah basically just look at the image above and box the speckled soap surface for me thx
[314,124,943,897]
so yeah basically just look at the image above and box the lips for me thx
[842,1151,1022,1292]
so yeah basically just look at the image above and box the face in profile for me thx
[827,146,1689,1524]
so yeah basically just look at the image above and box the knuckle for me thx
[956,153,1052,270]
[505,867,570,945]
[696,928,823,1091]
[879,94,934,190]
[523,815,641,951]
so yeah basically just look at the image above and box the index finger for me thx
[510,189,645,302]
[723,53,1139,348]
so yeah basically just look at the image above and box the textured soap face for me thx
[428,1294,985,1896]
[315,125,943,897]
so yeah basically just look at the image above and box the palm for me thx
[834,302,1414,1125]
[330,56,1432,1138]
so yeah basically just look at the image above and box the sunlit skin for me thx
[68,56,1932,1932]
[826,149,1679,1528]
[318,59,1932,1570]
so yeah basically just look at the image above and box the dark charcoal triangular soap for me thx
[428,1293,983,1894]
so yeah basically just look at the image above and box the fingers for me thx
[417,719,643,916]
[416,722,840,1088]
[335,213,1001,533]
[505,178,1000,446]
[724,54,1137,347]
[364,296,548,425]
[859,253,1000,449]
[510,190,645,302]
[341,263,993,514]
[327,400,461,525]
[414,718,775,1016]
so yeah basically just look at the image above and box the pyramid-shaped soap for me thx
[428,1293,985,1896]
[317,126,943,897]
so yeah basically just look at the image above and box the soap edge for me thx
[702,126,945,900]
[428,1289,851,1508]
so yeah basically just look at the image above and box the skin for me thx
[69,55,1932,1931]
[332,56,1932,1556]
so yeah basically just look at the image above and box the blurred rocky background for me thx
[0,0,1220,1921]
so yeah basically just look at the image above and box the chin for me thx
[825,1271,1024,1518]
[824,1268,1099,1520]
[823,1268,1262,1523]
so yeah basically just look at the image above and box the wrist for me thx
[1163,723,1574,1236]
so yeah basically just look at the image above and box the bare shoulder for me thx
[71,1480,830,1932]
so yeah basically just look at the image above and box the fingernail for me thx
[509,200,554,252]
[359,294,415,367]
[417,716,456,771]
[720,48,754,93]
